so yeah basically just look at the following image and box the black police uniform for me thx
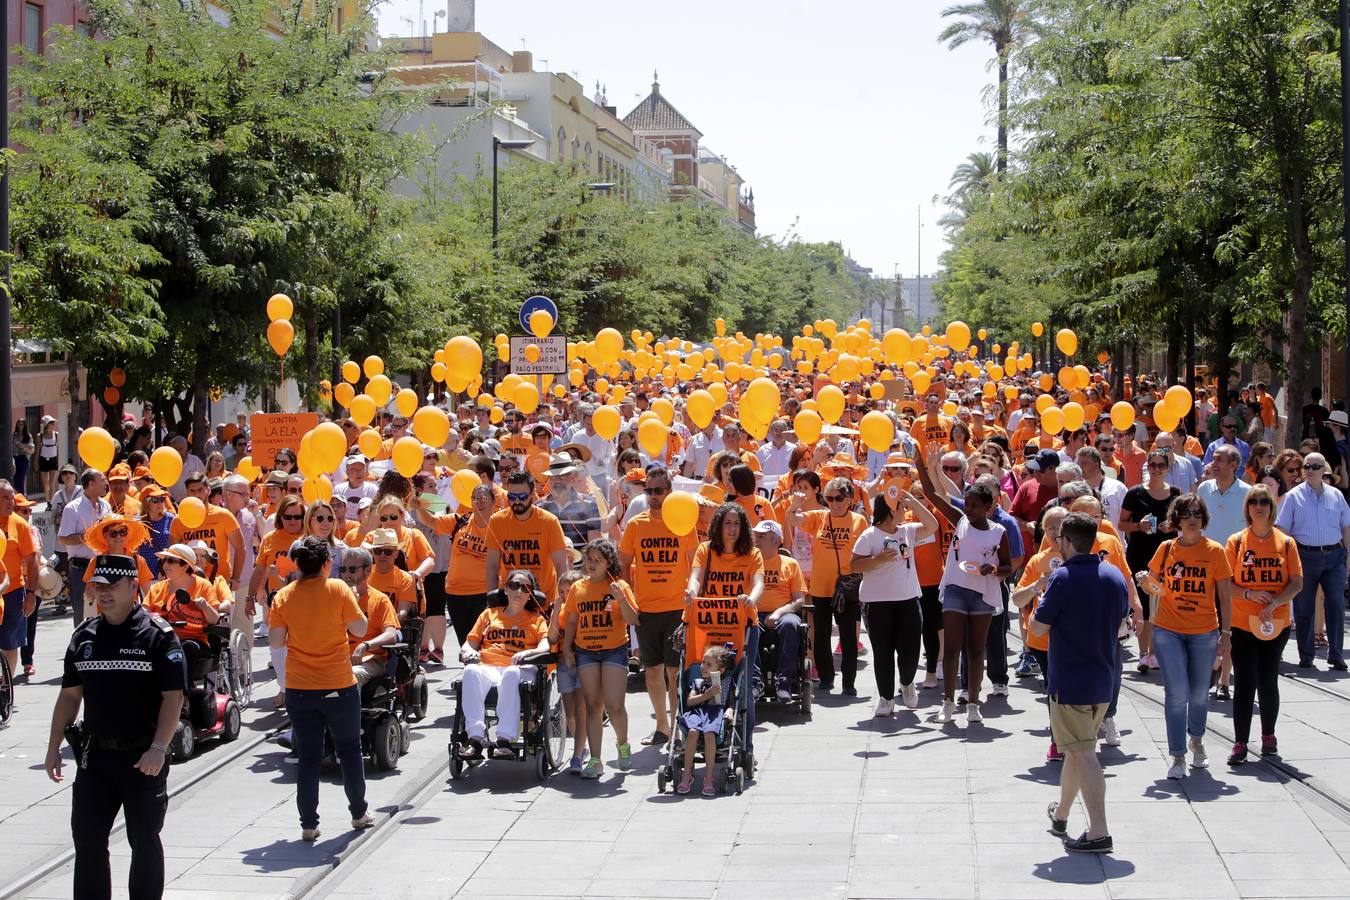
[63,600,185,899]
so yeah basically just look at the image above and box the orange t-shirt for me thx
[257,528,301,594]
[270,577,363,689]
[500,433,533,456]
[1225,528,1301,634]
[1,513,36,589]
[618,511,698,613]
[799,509,868,597]
[144,575,222,643]
[562,577,635,651]
[485,507,567,601]
[759,553,806,613]
[1116,446,1147,488]
[369,566,418,615]
[734,494,777,528]
[437,514,490,596]
[468,606,549,667]
[170,504,241,580]
[1149,538,1232,634]
[691,543,764,599]
[1259,393,1276,428]
[1016,549,1062,652]
[911,414,953,454]
[911,500,954,588]
[84,554,153,592]
[351,587,400,663]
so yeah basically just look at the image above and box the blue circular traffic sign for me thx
[519,295,558,335]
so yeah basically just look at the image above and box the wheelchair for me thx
[0,651,11,728]
[169,623,245,761]
[360,616,429,772]
[753,615,813,718]
[446,649,567,781]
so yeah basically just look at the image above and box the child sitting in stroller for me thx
[678,644,736,796]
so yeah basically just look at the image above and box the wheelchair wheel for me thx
[801,680,813,719]
[540,676,567,776]
[372,714,401,771]
[732,766,746,795]
[170,720,195,762]
[449,746,466,779]
[409,672,429,722]
[220,700,242,743]
[0,653,12,727]
[228,630,253,706]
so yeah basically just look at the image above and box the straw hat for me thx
[363,528,401,551]
[84,515,150,555]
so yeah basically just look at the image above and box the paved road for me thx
[3,607,1350,899]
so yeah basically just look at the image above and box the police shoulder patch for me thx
[147,612,176,634]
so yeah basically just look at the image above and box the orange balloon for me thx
[267,320,294,357]
[177,497,207,530]
[109,367,126,387]
[266,293,293,322]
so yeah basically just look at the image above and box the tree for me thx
[939,1,1036,177]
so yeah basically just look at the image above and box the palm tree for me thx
[939,151,995,230]
[938,1,1035,177]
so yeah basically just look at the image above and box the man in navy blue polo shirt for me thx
[1031,512,1130,854]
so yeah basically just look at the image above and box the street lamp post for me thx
[492,136,536,253]
[1340,0,1350,402]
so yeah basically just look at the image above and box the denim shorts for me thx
[941,583,995,616]
[556,657,580,694]
[575,645,630,670]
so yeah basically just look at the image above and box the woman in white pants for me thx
[457,570,551,760]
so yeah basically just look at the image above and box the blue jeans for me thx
[1293,544,1346,665]
[1107,643,1123,719]
[742,624,760,757]
[1152,627,1219,758]
[286,684,367,830]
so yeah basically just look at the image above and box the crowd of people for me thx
[3,321,1348,885]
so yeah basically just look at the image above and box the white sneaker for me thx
[1190,740,1209,770]
[939,700,957,723]
[901,682,919,709]
[1100,717,1122,747]
[1167,756,1186,780]
[991,683,1009,697]
[966,702,983,724]
[874,697,894,717]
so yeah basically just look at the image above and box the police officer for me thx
[45,554,186,900]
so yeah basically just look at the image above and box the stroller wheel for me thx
[656,768,668,794]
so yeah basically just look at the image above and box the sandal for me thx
[677,773,694,794]
[641,730,669,746]
[492,738,515,760]
[457,737,485,760]
[701,778,716,797]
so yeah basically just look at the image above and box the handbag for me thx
[828,515,861,606]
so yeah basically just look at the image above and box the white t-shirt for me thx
[938,517,1006,611]
[852,523,923,604]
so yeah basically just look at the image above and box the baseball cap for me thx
[752,519,783,541]
[1026,449,1062,473]
[89,554,139,584]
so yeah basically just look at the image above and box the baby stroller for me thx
[655,596,754,796]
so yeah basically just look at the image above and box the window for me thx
[23,3,43,56]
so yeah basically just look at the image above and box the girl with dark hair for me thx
[1120,449,1180,672]
[1135,492,1233,780]
[851,492,939,715]
[268,536,372,841]
[560,539,639,779]
[458,568,551,760]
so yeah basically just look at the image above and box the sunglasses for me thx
[282,513,303,521]
[1222,424,1236,430]
[1147,462,1168,470]
[105,528,128,538]
[424,454,438,461]
[644,486,669,496]
[376,513,401,523]
[162,558,187,567]
[1177,512,1203,521]
[506,491,532,502]
[1249,497,1273,508]
[1303,463,1324,471]
[1284,466,1301,473]
[506,582,532,592]
[373,547,397,556]
[285,487,303,495]
[312,514,334,523]
[942,465,964,474]
[146,496,166,503]
[824,494,848,502]
[339,564,370,574]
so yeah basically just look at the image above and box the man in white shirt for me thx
[220,474,259,632]
[55,467,111,628]
[681,419,724,479]
[167,434,206,503]
[756,418,797,481]
[335,457,379,507]
[1076,445,1126,527]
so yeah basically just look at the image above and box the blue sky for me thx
[375,0,995,279]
